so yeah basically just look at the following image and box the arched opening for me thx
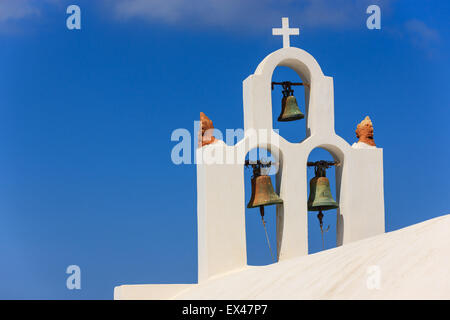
[307,147,340,254]
[244,147,281,265]
[271,66,308,143]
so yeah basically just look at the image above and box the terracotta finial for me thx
[355,116,376,147]
[198,112,217,148]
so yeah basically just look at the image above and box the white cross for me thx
[272,17,299,48]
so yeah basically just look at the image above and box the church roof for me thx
[173,214,450,299]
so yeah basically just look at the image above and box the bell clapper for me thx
[317,210,330,249]
[259,206,276,263]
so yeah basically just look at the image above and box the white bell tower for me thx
[196,17,385,282]
[114,17,385,300]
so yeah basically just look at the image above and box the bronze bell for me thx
[278,94,305,122]
[272,81,306,122]
[247,175,283,208]
[307,160,339,249]
[245,160,282,262]
[307,176,339,211]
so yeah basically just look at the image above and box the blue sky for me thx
[0,0,449,299]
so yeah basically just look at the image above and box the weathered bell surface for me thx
[307,176,339,211]
[277,95,305,122]
[247,175,283,208]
